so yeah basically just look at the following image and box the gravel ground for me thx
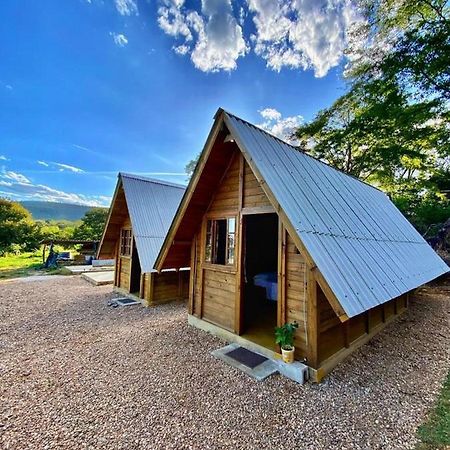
[0,275,449,450]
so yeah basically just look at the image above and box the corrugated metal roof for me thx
[224,111,448,318]
[120,173,185,273]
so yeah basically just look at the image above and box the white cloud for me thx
[157,0,361,76]
[0,155,9,161]
[173,44,190,55]
[158,0,248,72]
[0,171,110,206]
[3,171,31,184]
[249,0,361,77]
[258,108,303,145]
[37,160,49,167]
[110,32,128,47]
[115,0,138,16]
[54,163,84,173]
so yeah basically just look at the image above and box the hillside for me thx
[20,201,95,221]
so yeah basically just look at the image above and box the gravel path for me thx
[0,276,449,450]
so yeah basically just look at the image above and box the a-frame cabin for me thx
[98,173,189,306]
[155,109,448,381]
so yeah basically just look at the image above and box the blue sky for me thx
[0,0,357,206]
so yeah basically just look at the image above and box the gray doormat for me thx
[226,347,268,369]
[107,297,140,307]
[211,344,278,381]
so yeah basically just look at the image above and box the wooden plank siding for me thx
[285,233,307,359]
[316,284,409,367]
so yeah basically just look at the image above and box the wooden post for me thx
[189,235,197,315]
[148,273,154,306]
[234,153,244,335]
[198,219,206,319]
[178,270,183,300]
[277,223,286,327]
[139,273,145,299]
[306,268,319,369]
[42,244,46,265]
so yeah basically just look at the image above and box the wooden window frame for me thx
[204,216,236,267]
[120,228,132,257]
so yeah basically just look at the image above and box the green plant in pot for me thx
[275,322,298,363]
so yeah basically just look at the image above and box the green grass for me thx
[0,251,71,280]
[416,370,450,449]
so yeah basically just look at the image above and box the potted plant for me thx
[275,322,298,363]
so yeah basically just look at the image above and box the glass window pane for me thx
[205,220,212,262]
[228,217,235,233]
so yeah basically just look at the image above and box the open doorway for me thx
[130,241,142,294]
[242,213,278,350]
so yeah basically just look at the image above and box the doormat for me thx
[226,347,268,369]
[211,344,278,381]
[107,297,140,307]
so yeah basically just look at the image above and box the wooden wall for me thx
[284,233,307,359]
[243,162,272,209]
[316,284,408,367]
[142,271,190,306]
[198,153,240,331]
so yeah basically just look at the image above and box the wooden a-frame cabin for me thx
[98,173,189,306]
[155,109,448,381]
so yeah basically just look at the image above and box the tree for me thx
[294,0,450,233]
[185,152,200,180]
[0,199,40,254]
[72,208,109,241]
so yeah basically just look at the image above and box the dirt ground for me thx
[0,275,449,450]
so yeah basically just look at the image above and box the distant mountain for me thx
[20,201,96,221]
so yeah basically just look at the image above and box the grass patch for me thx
[0,251,72,280]
[416,370,450,449]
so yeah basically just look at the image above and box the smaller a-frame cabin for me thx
[98,173,189,306]
[155,109,448,381]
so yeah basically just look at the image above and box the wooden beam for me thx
[234,153,244,335]
[241,205,275,215]
[198,219,206,319]
[306,267,319,369]
[148,272,154,305]
[277,223,287,327]
[139,273,145,299]
[188,235,197,315]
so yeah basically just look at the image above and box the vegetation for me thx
[0,251,42,279]
[295,0,449,235]
[0,199,109,262]
[275,322,298,350]
[72,208,109,241]
[0,199,40,255]
[416,370,450,449]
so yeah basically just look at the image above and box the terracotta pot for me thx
[281,346,295,363]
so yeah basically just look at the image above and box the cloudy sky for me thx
[0,0,359,206]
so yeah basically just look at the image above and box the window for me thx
[120,228,132,256]
[205,217,236,265]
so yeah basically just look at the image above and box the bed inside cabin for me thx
[242,213,278,350]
